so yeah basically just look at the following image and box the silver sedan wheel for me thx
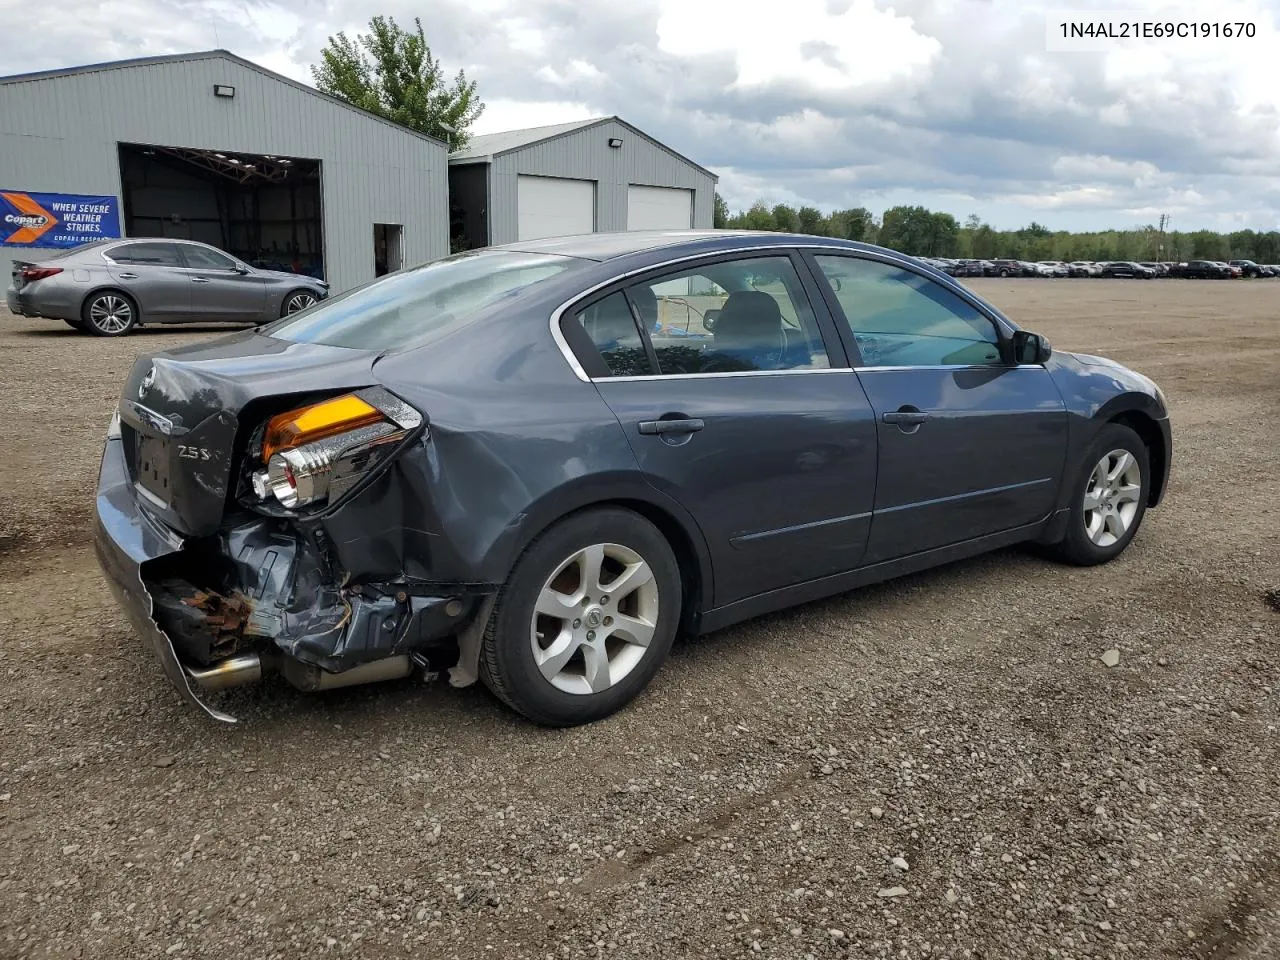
[1083,449,1143,547]
[89,295,133,334]
[530,542,659,696]
[284,292,317,314]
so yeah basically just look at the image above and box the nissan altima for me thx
[93,231,1172,726]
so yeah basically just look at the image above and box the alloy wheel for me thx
[1083,449,1143,547]
[285,292,317,314]
[89,295,133,334]
[529,542,659,695]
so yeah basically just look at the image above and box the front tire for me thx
[1048,423,1150,566]
[280,289,319,317]
[82,291,138,336]
[480,507,682,727]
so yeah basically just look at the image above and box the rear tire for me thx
[479,507,681,727]
[1047,423,1150,566]
[82,291,138,336]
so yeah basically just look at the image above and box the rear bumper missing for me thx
[93,435,488,722]
[93,436,238,721]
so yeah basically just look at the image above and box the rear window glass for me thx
[44,240,116,260]
[263,250,583,351]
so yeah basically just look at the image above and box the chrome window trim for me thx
[548,242,994,383]
[853,364,1045,373]
[592,367,855,383]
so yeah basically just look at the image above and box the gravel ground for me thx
[1,279,1277,960]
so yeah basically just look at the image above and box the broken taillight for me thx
[252,387,423,510]
[20,266,63,282]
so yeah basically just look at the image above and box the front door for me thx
[807,252,1069,564]
[178,243,265,322]
[562,252,877,607]
[104,241,192,319]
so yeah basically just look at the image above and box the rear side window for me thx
[110,242,183,266]
[572,293,653,376]
[265,250,583,351]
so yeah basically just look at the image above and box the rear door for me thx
[178,243,265,321]
[104,242,192,319]
[561,251,878,607]
[806,252,1068,564]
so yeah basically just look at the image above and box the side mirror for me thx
[1011,330,1052,364]
[703,308,720,332]
[234,264,250,275]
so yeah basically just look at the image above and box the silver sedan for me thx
[7,238,328,335]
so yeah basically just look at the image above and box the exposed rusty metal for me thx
[181,589,255,650]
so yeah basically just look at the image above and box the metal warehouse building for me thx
[448,117,718,248]
[0,51,451,292]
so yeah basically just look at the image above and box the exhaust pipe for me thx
[186,654,263,691]
[279,654,415,692]
[185,652,415,694]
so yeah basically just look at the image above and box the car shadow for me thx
[15,323,258,339]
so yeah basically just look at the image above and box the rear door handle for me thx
[191,277,210,283]
[117,273,139,280]
[882,409,930,426]
[638,418,705,436]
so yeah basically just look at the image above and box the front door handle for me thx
[191,277,210,283]
[880,409,931,424]
[638,418,705,436]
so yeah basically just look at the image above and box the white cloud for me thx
[470,99,595,136]
[4,0,1280,230]
[655,0,941,89]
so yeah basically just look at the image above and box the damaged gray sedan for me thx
[95,231,1172,725]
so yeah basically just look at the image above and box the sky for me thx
[5,0,1280,231]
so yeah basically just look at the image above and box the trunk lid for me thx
[119,329,381,537]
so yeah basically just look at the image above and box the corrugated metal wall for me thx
[0,54,449,292]
[485,119,716,245]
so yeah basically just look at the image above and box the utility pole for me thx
[1156,213,1169,260]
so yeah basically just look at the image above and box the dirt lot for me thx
[1,279,1277,960]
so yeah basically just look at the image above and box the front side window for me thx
[109,242,183,266]
[182,245,237,270]
[265,249,583,351]
[814,255,1003,368]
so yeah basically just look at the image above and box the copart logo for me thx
[3,213,48,227]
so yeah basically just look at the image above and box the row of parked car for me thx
[919,258,1280,279]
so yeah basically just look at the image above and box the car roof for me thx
[490,229,877,262]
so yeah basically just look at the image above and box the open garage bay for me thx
[0,279,1277,958]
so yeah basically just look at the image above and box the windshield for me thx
[263,250,584,350]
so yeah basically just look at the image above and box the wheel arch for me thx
[79,286,141,330]
[1100,402,1168,507]
[280,287,320,317]
[81,285,139,315]
[495,482,715,636]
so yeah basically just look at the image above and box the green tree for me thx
[740,202,776,232]
[826,207,876,242]
[713,191,730,228]
[771,204,800,233]
[797,205,827,236]
[312,15,484,147]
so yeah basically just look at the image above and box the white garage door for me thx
[627,185,694,231]
[517,176,595,241]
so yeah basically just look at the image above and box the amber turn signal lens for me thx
[262,394,384,464]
